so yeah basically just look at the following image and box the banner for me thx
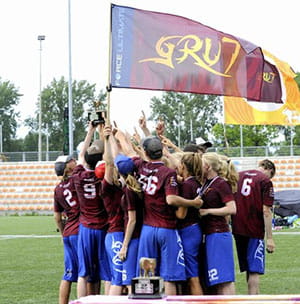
[224,50,300,125]
[110,4,277,102]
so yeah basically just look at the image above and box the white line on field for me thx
[0,232,300,241]
[0,234,61,240]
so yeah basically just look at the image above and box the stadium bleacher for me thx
[0,157,299,214]
[232,157,300,191]
[0,162,58,214]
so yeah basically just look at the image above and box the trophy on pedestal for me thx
[130,257,164,299]
[87,100,106,126]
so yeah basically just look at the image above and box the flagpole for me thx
[106,3,113,126]
[222,96,229,151]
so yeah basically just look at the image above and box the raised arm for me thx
[78,122,96,165]
[114,128,137,158]
[138,110,151,137]
[159,135,183,153]
[103,125,114,185]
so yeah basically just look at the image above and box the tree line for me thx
[0,74,299,154]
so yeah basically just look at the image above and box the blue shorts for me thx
[137,225,186,282]
[179,224,202,278]
[234,234,265,274]
[122,238,139,285]
[77,224,111,281]
[204,232,235,287]
[105,231,124,286]
[62,234,78,282]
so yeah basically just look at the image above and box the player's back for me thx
[232,169,273,238]
[134,159,179,229]
[54,176,80,236]
[73,164,107,229]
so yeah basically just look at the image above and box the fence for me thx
[210,145,300,157]
[0,145,300,162]
[0,151,76,162]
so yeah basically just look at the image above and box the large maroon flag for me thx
[110,4,280,102]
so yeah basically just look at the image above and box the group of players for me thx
[53,113,276,304]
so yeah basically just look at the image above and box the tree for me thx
[212,123,286,156]
[149,92,222,148]
[24,76,106,152]
[0,78,22,152]
[212,124,280,147]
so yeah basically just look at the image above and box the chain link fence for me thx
[0,151,68,162]
[0,146,299,162]
[209,145,300,157]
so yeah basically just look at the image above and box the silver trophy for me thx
[87,100,106,126]
[130,257,164,299]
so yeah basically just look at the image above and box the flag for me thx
[110,4,275,101]
[224,50,300,125]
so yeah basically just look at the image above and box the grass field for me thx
[0,216,299,304]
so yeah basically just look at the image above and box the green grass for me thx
[234,231,300,294]
[0,216,76,304]
[0,216,299,304]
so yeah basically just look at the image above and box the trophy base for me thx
[128,294,165,299]
[130,276,164,299]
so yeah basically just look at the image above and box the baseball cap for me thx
[86,139,104,155]
[54,155,74,176]
[95,160,106,179]
[142,136,163,160]
[114,154,134,175]
[183,143,201,153]
[195,137,212,148]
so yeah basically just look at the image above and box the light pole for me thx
[38,35,45,161]
[68,0,74,156]
[0,124,2,153]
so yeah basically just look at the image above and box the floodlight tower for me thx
[37,35,45,161]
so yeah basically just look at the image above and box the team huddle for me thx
[53,115,276,304]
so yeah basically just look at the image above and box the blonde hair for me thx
[181,152,203,183]
[219,154,239,193]
[125,174,143,198]
[202,152,238,192]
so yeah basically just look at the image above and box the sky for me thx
[0,0,299,139]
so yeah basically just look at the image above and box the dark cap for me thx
[183,144,201,153]
[196,137,212,148]
[54,155,74,176]
[142,136,163,160]
[114,154,134,175]
[86,139,104,155]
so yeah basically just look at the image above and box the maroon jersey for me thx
[121,186,144,239]
[134,158,179,229]
[73,165,108,230]
[232,169,274,239]
[200,176,234,235]
[53,176,79,237]
[101,179,124,233]
[177,176,201,229]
